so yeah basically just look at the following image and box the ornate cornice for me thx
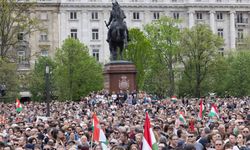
[58,2,250,8]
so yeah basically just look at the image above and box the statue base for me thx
[104,60,137,93]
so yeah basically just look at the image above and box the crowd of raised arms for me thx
[0,91,250,150]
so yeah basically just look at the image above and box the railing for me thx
[195,19,206,24]
[35,0,250,3]
[235,18,248,24]
[17,62,31,71]
[236,38,245,43]
[17,0,59,2]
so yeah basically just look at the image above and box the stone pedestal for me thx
[104,60,137,93]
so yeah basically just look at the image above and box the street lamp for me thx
[45,63,50,117]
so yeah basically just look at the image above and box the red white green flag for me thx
[92,113,108,150]
[171,96,177,102]
[198,99,205,120]
[142,112,158,150]
[208,103,219,118]
[16,98,23,112]
[179,112,187,125]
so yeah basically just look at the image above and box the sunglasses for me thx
[188,135,194,138]
[216,143,222,146]
[110,142,115,145]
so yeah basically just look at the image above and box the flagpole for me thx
[90,112,94,150]
[90,132,93,150]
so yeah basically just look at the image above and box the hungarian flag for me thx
[142,112,158,150]
[16,98,23,112]
[208,103,219,118]
[179,112,187,125]
[171,96,177,102]
[92,113,108,150]
[198,99,205,120]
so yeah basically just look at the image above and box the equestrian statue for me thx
[105,1,129,61]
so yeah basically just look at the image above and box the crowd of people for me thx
[0,91,250,150]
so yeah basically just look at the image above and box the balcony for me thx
[17,62,31,71]
[195,19,206,24]
[235,18,248,27]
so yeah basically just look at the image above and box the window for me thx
[69,11,77,20]
[17,51,25,64]
[217,12,223,20]
[172,0,177,2]
[237,0,242,2]
[152,0,157,2]
[238,29,244,39]
[18,32,24,41]
[41,50,48,57]
[92,29,99,40]
[40,12,48,20]
[91,11,98,20]
[216,0,222,2]
[92,49,99,61]
[217,28,223,38]
[237,13,243,23]
[133,12,140,20]
[218,48,224,56]
[173,12,179,20]
[196,12,203,20]
[40,33,48,41]
[70,29,77,39]
[153,12,160,20]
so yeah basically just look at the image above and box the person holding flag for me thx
[142,112,158,150]
[198,99,205,120]
[16,98,23,113]
[92,113,108,150]
[208,103,219,119]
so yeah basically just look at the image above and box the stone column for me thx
[209,10,215,33]
[230,11,236,50]
[188,10,195,28]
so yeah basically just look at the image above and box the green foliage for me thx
[225,51,250,96]
[124,28,152,89]
[0,0,42,59]
[143,58,169,98]
[144,16,181,96]
[54,38,103,101]
[0,58,19,101]
[28,57,55,102]
[178,24,223,97]
[206,55,230,96]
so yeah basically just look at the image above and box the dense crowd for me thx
[0,91,250,150]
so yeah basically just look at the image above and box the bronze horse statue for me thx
[106,1,129,61]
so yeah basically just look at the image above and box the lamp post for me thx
[45,63,50,117]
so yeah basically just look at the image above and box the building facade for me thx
[23,0,250,70]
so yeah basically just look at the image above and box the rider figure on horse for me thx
[106,1,129,43]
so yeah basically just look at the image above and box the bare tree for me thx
[0,0,43,60]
